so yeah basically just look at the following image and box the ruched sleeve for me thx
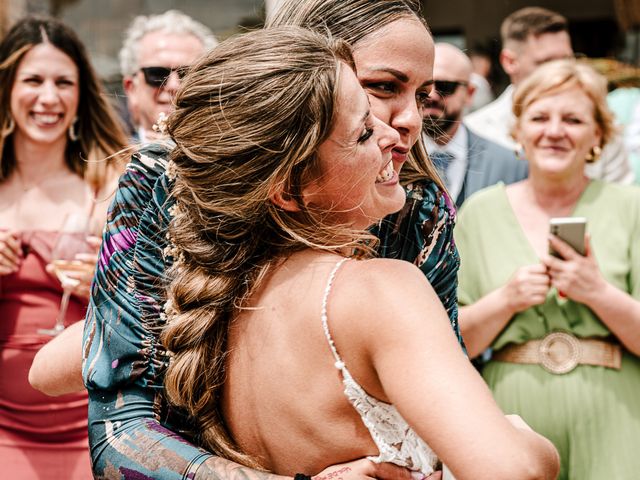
[83,143,214,479]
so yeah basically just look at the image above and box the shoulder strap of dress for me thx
[321,257,350,370]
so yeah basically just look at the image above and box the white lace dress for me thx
[321,258,440,476]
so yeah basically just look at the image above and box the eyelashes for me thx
[358,126,374,143]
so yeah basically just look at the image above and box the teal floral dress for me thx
[83,143,462,479]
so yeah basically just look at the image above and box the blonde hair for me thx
[0,16,127,190]
[267,0,444,191]
[161,26,364,467]
[513,59,615,149]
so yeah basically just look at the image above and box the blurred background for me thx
[2,0,640,94]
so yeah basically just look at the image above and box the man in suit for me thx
[464,6,634,184]
[423,43,528,208]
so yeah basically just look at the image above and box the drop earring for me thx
[3,116,15,136]
[68,117,80,141]
[514,143,525,160]
[585,145,601,163]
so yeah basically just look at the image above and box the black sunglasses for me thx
[434,80,468,97]
[139,66,189,87]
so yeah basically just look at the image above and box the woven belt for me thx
[493,331,622,374]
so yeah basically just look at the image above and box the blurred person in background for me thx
[465,6,634,184]
[456,59,640,480]
[119,10,217,141]
[0,16,127,479]
[467,48,494,112]
[615,90,640,182]
[422,43,527,208]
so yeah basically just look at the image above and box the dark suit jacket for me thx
[456,126,528,207]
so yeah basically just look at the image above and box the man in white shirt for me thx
[465,6,634,184]
[423,43,527,207]
[119,10,217,142]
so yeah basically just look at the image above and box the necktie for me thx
[430,150,454,186]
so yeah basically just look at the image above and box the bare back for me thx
[223,249,559,480]
[223,251,380,474]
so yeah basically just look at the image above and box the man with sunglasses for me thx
[465,6,634,184]
[119,10,217,141]
[423,43,527,207]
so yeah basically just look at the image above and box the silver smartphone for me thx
[549,217,587,257]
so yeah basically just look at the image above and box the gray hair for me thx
[119,9,218,77]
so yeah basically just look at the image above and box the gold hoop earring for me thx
[2,116,15,137]
[514,143,525,160]
[68,117,80,142]
[585,145,602,163]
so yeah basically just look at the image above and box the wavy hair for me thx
[0,16,127,190]
[161,26,361,467]
[266,0,444,190]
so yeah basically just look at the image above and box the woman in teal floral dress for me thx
[34,1,463,479]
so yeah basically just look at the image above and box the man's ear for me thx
[464,82,477,107]
[500,48,518,78]
[123,75,135,96]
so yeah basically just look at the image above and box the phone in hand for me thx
[549,217,587,258]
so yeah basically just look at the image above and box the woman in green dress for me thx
[456,59,640,480]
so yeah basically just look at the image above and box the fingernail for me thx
[411,472,426,480]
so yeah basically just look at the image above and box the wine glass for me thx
[38,213,93,336]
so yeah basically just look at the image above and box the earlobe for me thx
[123,76,135,94]
[500,49,517,77]
[270,186,301,212]
[465,84,477,106]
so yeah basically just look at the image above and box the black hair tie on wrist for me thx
[294,474,313,480]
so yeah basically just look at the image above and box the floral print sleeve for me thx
[82,143,214,479]
[374,180,465,350]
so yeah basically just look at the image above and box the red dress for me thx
[0,231,91,479]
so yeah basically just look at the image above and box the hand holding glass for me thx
[39,214,93,336]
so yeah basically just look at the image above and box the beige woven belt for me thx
[492,331,622,374]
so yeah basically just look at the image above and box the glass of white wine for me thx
[38,213,93,336]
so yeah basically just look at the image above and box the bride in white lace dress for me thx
[160,24,560,480]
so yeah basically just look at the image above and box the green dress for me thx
[456,180,640,480]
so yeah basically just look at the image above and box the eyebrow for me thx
[18,70,77,78]
[366,67,434,87]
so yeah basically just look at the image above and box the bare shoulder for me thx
[340,257,428,296]
[334,257,442,330]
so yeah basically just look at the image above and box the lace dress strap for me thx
[321,257,350,371]
[319,256,439,475]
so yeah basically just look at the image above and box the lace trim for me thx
[320,259,438,474]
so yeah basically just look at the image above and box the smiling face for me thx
[353,17,434,175]
[10,43,79,149]
[124,30,204,133]
[516,85,601,180]
[305,64,404,229]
